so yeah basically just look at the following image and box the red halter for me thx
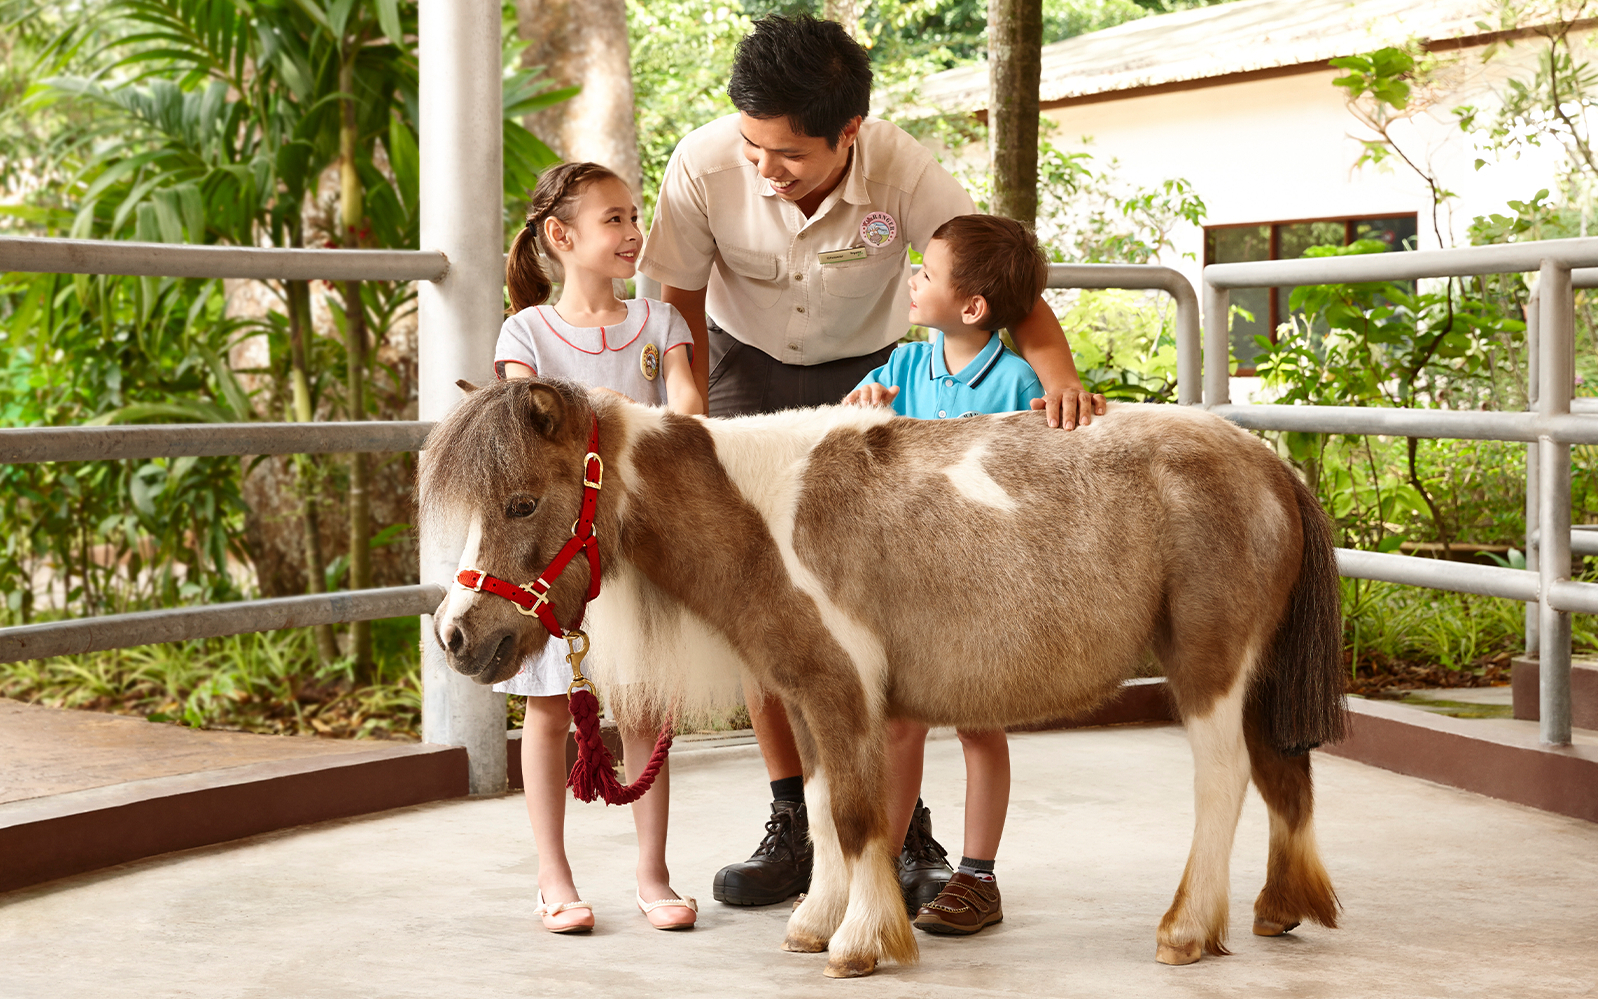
[455,414,603,642]
[453,412,670,806]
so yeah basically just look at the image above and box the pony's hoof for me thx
[1252,918,1300,937]
[823,955,877,978]
[1156,941,1202,965]
[782,933,828,953]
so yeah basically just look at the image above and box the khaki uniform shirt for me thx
[639,114,976,366]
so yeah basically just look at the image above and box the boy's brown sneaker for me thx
[912,871,1003,935]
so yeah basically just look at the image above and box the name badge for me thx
[818,247,867,265]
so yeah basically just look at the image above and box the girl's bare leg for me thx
[956,728,1010,860]
[624,718,676,902]
[887,719,930,844]
[524,695,580,903]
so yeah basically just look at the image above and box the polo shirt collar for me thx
[928,330,1006,388]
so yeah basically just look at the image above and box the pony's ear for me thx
[524,383,565,439]
[456,379,480,393]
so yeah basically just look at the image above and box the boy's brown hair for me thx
[929,214,1049,332]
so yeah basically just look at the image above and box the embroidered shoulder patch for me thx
[860,211,897,248]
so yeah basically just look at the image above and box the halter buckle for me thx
[465,570,485,593]
[582,453,604,490]
[515,581,550,616]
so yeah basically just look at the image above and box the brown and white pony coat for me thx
[420,378,1346,978]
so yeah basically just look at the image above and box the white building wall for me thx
[1039,46,1566,292]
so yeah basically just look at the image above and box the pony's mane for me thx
[416,378,594,540]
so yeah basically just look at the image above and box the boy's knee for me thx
[956,727,1007,750]
[888,718,930,745]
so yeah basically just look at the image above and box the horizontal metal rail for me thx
[1211,404,1598,444]
[1336,549,1598,611]
[1046,263,1200,405]
[0,584,445,664]
[1204,236,1598,287]
[0,421,434,464]
[0,236,449,283]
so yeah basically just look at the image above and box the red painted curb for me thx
[0,743,468,893]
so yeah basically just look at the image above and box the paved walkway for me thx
[3,723,1596,998]
[0,697,381,805]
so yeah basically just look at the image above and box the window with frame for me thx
[1204,214,1418,373]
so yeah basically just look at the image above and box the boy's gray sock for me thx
[957,856,996,883]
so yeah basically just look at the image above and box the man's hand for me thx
[1031,386,1107,430]
[844,383,901,408]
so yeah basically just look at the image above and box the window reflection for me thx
[1204,215,1417,372]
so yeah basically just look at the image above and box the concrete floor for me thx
[3,724,1596,999]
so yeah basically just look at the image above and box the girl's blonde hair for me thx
[506,161,624,314]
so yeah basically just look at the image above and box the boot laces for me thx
[902,806,948,865]
[753,806,803,861]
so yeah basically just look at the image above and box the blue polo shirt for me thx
[854,331,1043,419]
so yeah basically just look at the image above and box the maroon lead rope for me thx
[457,413,671,805]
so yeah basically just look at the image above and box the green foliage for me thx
[1329,47,1415,112]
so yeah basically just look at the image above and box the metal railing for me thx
[1202,237,1598,746]
[0,234,449,666]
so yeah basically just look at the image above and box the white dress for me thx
[489,298,693,698]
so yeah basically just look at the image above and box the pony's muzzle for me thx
[440,622,519,684]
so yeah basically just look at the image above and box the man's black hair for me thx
[727,14,872,148]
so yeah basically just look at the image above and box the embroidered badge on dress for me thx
[860,211,898,248]
[641,342,660,380]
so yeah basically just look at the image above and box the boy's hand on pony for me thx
[1033,385,1107,431]
[844,383,901,409]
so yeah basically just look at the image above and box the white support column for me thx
[1201,281,1231,406]
[418,0,508,793]
[1537,260,1573,746]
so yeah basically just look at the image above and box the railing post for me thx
[1525,283,1540,656]
[1201,279,1231,405]
[418,0,508,793]
[1537,260,1573,746]
[1171,277,1201,406]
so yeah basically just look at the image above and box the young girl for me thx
[494,161,704,933]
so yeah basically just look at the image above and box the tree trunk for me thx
[988,0,1043,225]
[515,0,643,196]
[824,0,860,37]
[340,57,373,672]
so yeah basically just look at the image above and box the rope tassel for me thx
[565,687,673,805]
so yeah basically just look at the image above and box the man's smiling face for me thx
[738,113,860,210]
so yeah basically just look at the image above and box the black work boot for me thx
[712,800,812,905]
[898,800,953,915]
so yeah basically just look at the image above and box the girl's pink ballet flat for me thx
[535,890,594,933]
[636,892,698,930]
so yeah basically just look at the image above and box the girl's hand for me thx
[844,383,900,408]
[593,385,639,405]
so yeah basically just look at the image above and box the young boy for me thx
[843,213,1051,935]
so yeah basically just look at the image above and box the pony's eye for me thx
[506,497,539,519]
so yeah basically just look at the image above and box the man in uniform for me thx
[638,13,1105,912]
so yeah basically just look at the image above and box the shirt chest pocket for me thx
[716,244,782,309]
[820,250,902,299]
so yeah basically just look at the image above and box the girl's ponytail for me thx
[505,220,551,313]
[505,161,625,315]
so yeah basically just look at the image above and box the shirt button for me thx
[796,306,805,313]
[945,379,955,387]
[788,342,799,350]
[798,231,808,239]
[938,410,946,418]
[794,273,804,281]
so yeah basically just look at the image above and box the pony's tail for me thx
[1250,470,1347,755]
[506,223,551,314]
